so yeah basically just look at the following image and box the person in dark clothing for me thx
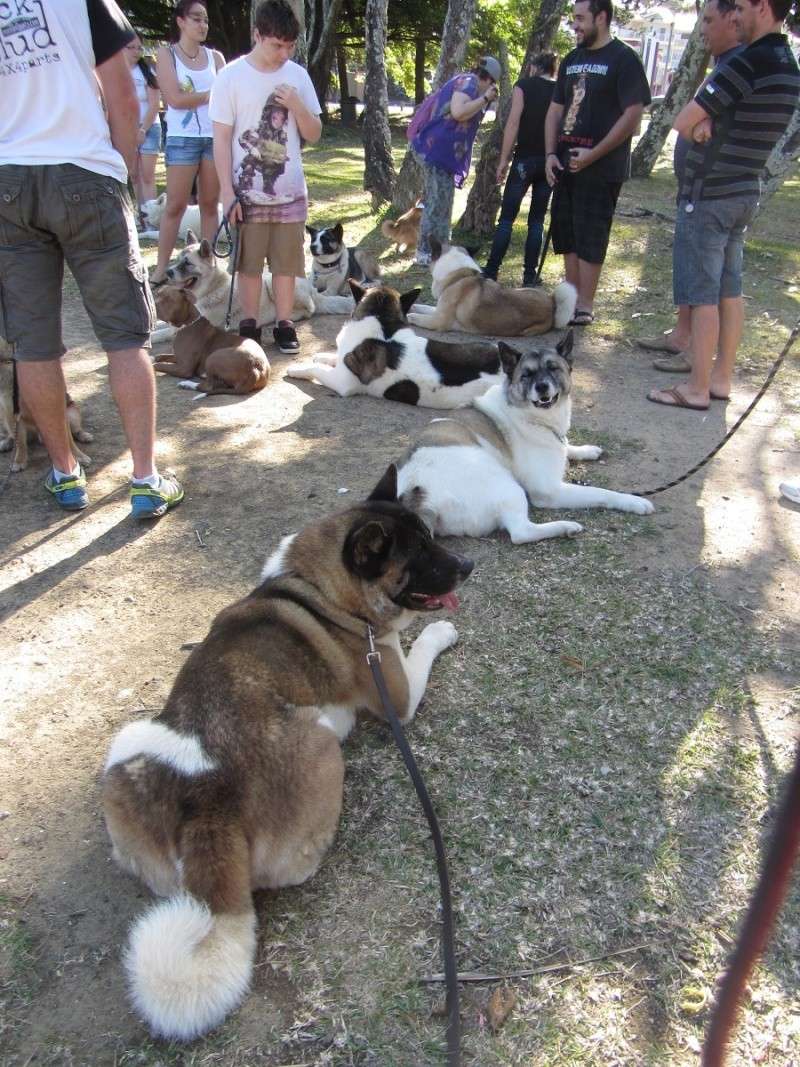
[544,0,651,324]
[483,52,558,286]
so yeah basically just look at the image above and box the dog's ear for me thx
[557,329,575,366]
[331,222,344,241]
[185,228,198,246]
[349,279,367,305]
[429,237,442,261]
[343,519,393,580]
[306,225,317,237]
[399,288,422,316]
[464,245,481,259]
[498,341,522,379]
[367,463,398,503]
[344,340,386,383]
[199,239,213,259]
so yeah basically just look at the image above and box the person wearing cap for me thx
[410,56,501,265]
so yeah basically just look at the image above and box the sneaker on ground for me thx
[130,473,184,519]
[273,321,299,354]
[45,466,89,511]
[238,318,262,345]
[779,479,800,504]
[414,250,432,266]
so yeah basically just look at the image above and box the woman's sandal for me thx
[569,310,594,326]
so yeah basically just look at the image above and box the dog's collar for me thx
[265,576,383,640]
[313,249,347,273]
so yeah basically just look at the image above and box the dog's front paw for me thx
[10,460,26,473]
[621,495,655,515]
[74,429,94,443]
[284,362,317,380]
[575,444,603,461]
[177,379,199,390]
[0,436,13,453]
[558,521,583,537]
[420,619,458,653]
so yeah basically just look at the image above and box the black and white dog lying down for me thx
[307,223,381,297]
[284,282,504,408]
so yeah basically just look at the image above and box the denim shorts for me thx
[164,135,214,167]
[673,195,758,307]
[139,122,162,157]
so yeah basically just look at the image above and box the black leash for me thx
[212,198,241,331]
[634,318,800,498]
[366,624,461,1067]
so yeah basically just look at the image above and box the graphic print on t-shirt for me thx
[0,1,60,74]
[561,72,589,142]
[236,92,292,204]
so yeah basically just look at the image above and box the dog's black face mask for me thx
[343,465,474,611]
[307,224,344,257]
[500,332,574,410]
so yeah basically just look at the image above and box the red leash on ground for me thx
[702,740,800,1066]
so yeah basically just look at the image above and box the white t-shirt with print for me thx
[209,57,320,208]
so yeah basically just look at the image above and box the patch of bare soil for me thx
[1,294,798,1065]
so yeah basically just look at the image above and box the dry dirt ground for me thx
[1,285,798,1064]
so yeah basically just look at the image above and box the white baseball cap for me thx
[479,56,502,83]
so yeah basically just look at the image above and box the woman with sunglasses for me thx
[125,36,160,221]
[152,0,225,283]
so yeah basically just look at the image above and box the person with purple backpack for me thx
[409,57,502,265]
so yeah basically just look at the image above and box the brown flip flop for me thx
[647,386,709,411]
[638,335,686,354]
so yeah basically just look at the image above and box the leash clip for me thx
[366,623,382,666]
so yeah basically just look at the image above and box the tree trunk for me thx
[337,41,357,126]
[414,32,426,105]
[362,0,396,208]
[458,0,569,235]
[757,98,800,208]
[307,0,344,116]
[630,15,709,178]
[390,0,478,212]
[457,41,510,236]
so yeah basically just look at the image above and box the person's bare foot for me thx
[709,375,731,400]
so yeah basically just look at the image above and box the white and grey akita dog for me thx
[307,222,381,296]
[151,231,353,343]
[396,330,654,544]
[285,282,505,408]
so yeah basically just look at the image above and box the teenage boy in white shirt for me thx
[210,0,322,354]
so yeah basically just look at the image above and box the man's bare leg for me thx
[16,359,76,473]
[237,272,262,322]
[710,295,744,399]
[576,258,603,316]
[271,275,296,322]
[649,303,718,407]
[107,347,157,480]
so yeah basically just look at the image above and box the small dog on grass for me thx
[380,200,424,253]
[153,287,270,399]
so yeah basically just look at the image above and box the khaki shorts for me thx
[0,164,155,361]
[237,221,305,278]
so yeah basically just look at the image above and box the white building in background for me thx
[617,4,699,97]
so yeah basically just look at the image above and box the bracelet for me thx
[546,152,558,158]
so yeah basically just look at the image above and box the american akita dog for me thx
[102,468,472,1041]
[396,330,654,543]
[407,239,577,337]
[151,232,353,343]
[285,282,504,409]
[307,222,381,296]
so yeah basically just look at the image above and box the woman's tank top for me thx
[165,46,216,139]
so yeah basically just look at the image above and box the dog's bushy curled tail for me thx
[124,826,255,1041]
[553,282,578,329]
[381,219,399,239]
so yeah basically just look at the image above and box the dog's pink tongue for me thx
[435,591,460,612]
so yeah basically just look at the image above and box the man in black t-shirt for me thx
[483,52,558,286]
[648,0,799,412]
[544,0,650,324]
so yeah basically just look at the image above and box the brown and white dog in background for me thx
[381,199,424,253]
[153,287,270,399]
[0,340,93,472]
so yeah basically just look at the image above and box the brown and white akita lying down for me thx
[102,467,473,1041]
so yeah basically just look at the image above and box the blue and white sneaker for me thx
[130,473,184,519]
[45,466,89,511]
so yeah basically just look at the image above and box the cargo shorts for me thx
[0,164,156,361]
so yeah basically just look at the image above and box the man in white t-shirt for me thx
[210,0,322,355]
[0,0,182,517]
